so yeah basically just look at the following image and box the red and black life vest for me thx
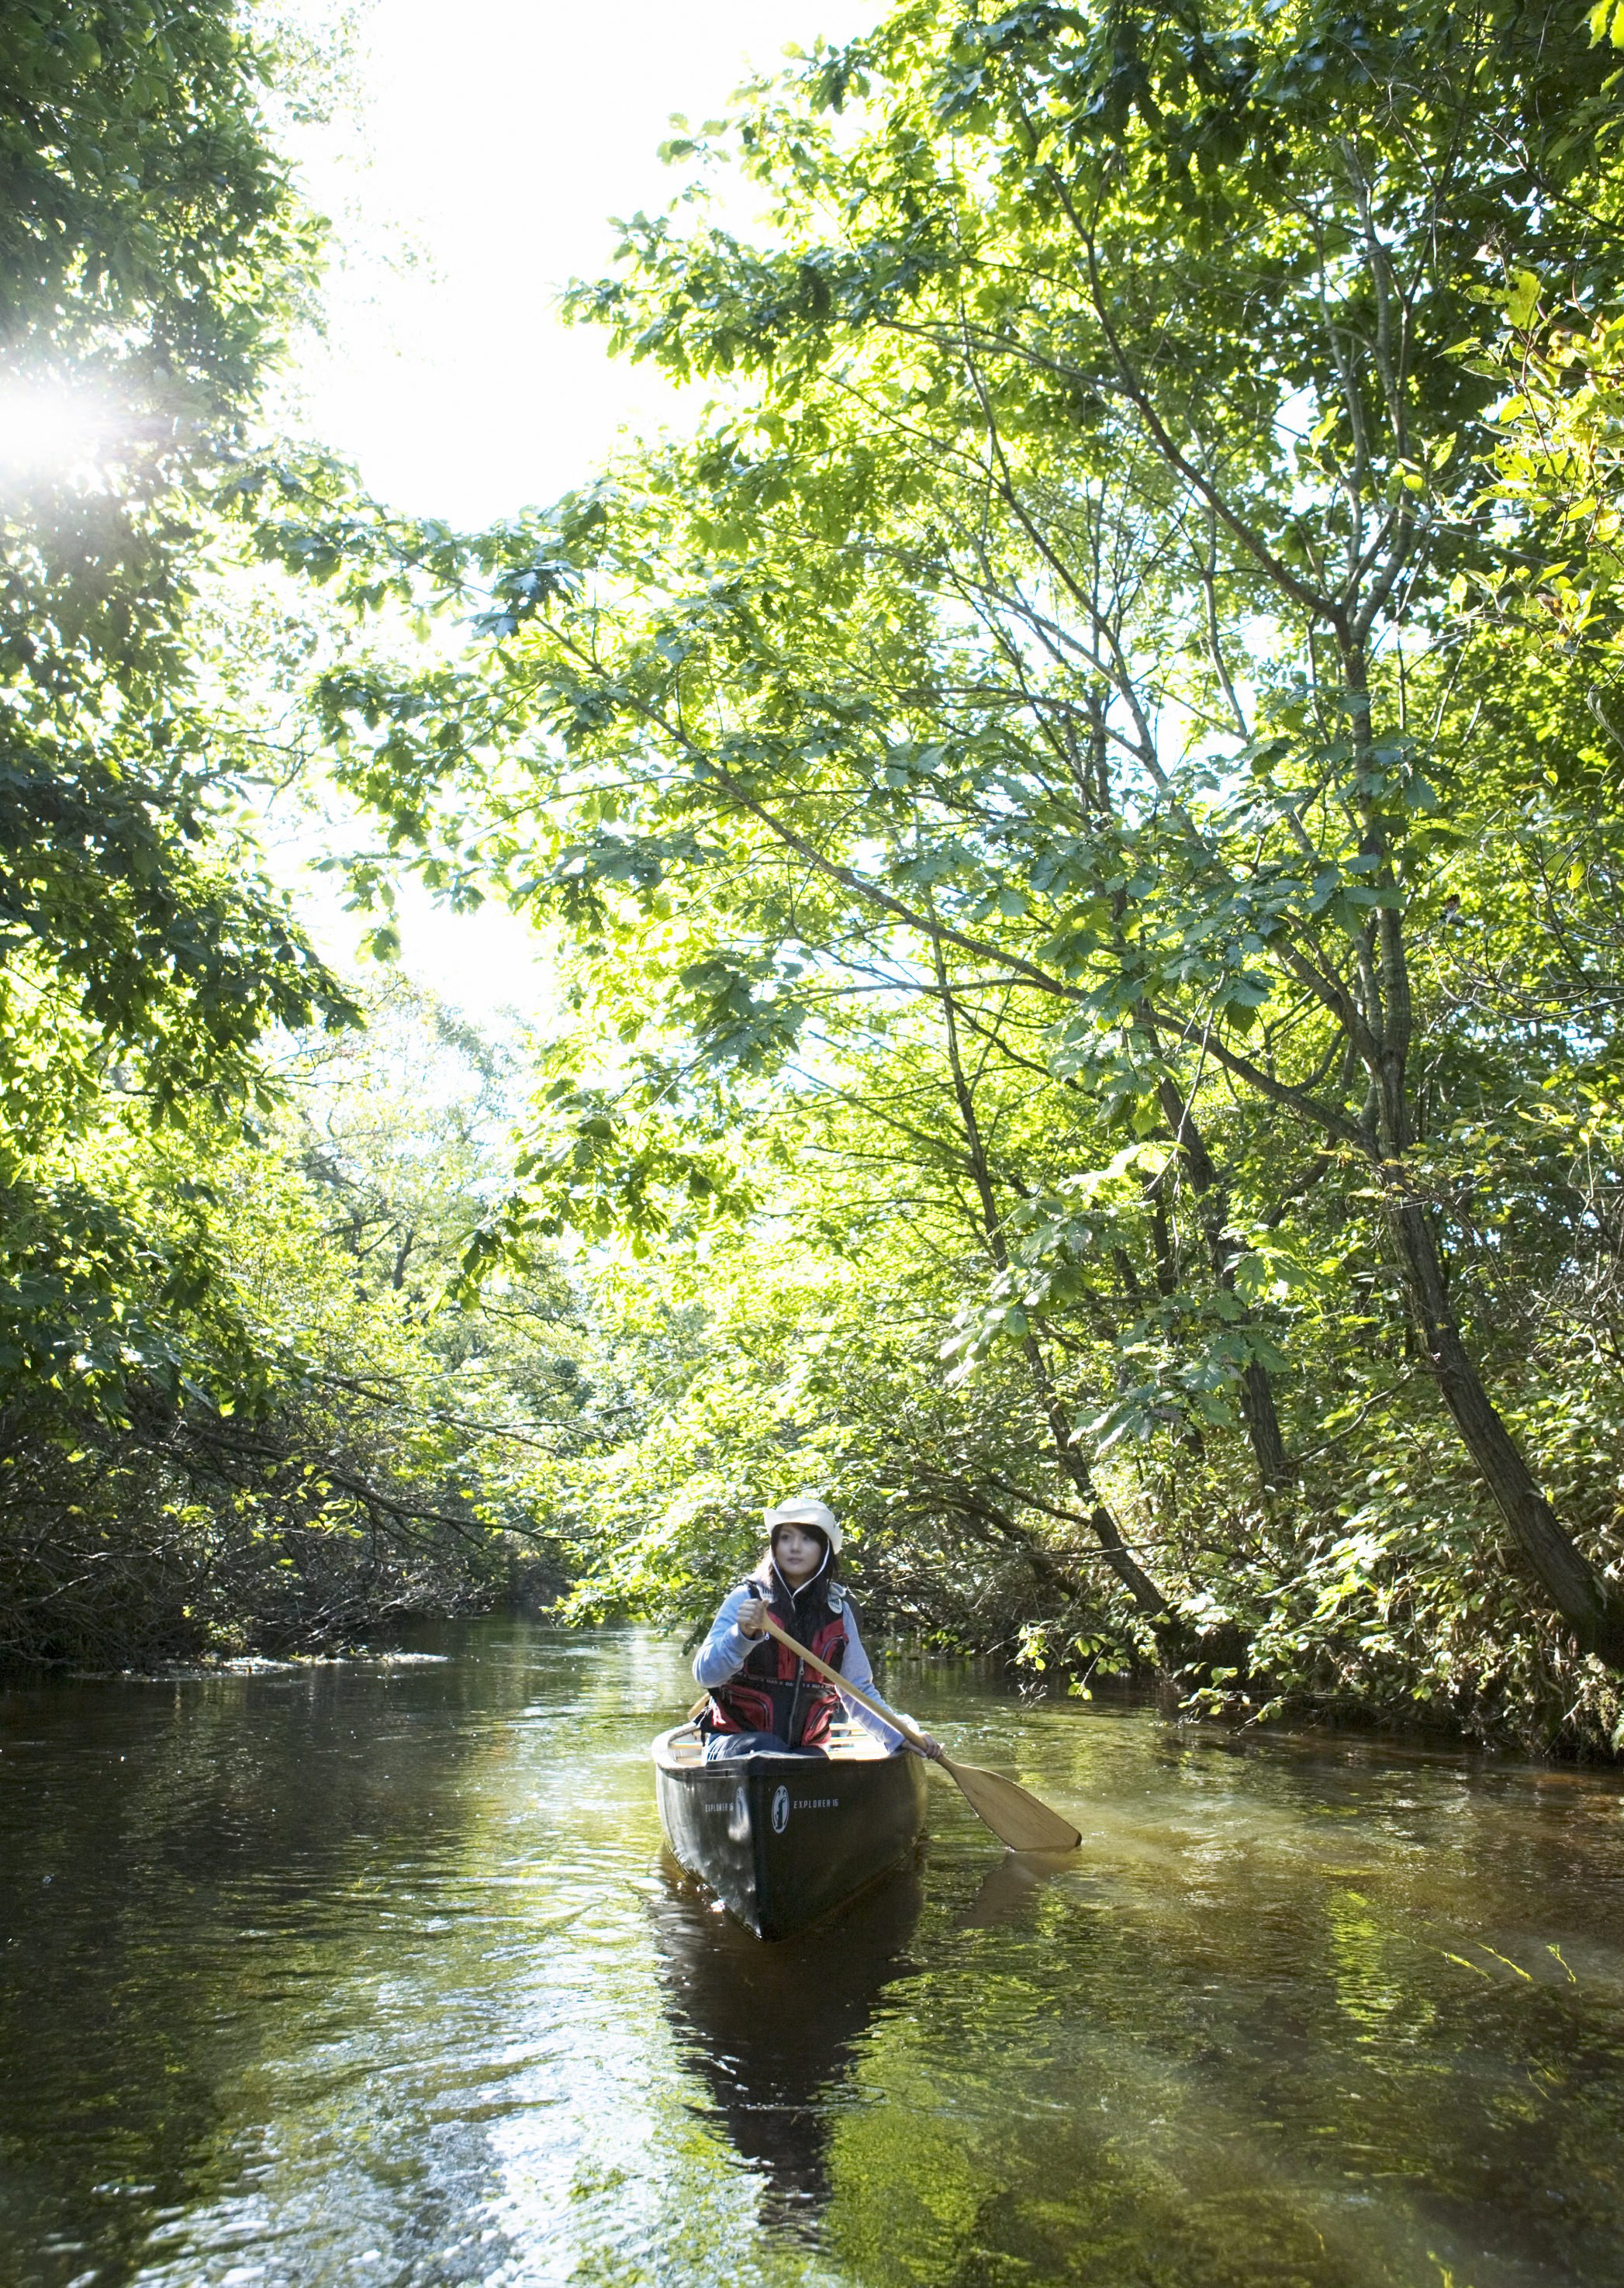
[701,1564,851,1747]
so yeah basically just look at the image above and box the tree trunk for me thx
[1019,1329,1172,1619]
[1154,1077,1291,1491]
[931,934,1175,1623]
[1389,1191,1624,1665]
[1238,1360,1290,1491]
[1344,645,1624,1666]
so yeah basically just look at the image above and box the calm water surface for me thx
[2,1619,1622,2288]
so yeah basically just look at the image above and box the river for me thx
[2,1619,1622,2287]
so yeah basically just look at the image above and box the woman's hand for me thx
[914,1731,944,1761]
[737,1596,769,1639]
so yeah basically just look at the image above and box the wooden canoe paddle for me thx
[760,1612,1080,1853]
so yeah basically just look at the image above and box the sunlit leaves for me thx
[207,0,1624,1732]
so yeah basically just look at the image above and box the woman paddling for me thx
[693,1493,941,1762]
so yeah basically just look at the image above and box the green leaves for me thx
[139,0,1618,1737]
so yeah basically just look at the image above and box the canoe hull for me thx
[653,1730,928,1940]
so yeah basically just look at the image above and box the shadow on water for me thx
[954,1844,1079,1928]
[647,1848,924,2238]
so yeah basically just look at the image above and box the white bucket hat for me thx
[763,1493,842,1554]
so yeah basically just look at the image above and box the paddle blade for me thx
[940,1755,1080,1852]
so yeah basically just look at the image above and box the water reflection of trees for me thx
[648,1853,924,2237]
[0,1634,544,2283]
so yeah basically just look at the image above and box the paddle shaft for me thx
[758,1612,934,1756]
[757,1611,1081,1853]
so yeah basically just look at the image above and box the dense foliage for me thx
[10,0,1624,1748]
[287,0,1624,1748]
[1,964,605,1668]
[0,3,583,1664]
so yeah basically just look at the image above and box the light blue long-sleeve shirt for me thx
[693,1577,907,1751]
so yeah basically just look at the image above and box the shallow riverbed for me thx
[2,1619,1622,2287]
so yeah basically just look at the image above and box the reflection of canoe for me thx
[648,1848,924,2234]
[651,1723,929,1939]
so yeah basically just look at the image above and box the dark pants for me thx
[702,1730,828,1762]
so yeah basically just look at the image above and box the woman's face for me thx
[772,1524,826,1585]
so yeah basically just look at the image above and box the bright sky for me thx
[274,0,878,1019]
[295,0,877,526]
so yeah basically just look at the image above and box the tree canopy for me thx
[276,0,1624,1746]
[9,0,1624,1746]
[0,2,579,1664]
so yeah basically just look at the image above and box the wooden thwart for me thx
[760,1613,1081,1854]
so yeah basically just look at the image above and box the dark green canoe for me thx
[651,1725,928,1940]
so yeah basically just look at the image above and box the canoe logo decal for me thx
[772,1785,790,1834]
[727,1785,750,1842]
